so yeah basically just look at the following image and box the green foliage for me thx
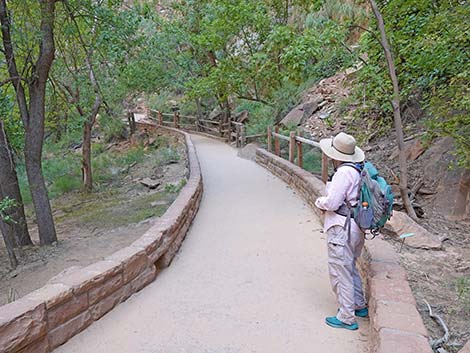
[355,0,470,167]
[164,179,187,194]
[98,115,127,143]
[455,276,470,310]
[0,197,17,223]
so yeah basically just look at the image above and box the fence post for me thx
[322,153,329,183]
[241,125,246,148]
[289,131,295,163]
[267,126,272,152]
[236,124,240,148]
[158,111,163,126]
[274,126,280,156]
[226,121,231,142]
[173,112,177,128]
[297,141,303,168]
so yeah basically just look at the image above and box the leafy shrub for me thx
[354,0,470,166]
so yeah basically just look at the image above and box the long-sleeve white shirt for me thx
[315,165,362,233]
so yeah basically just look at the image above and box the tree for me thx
[0,0,58,244]
[0,119,32,246]
[0,196,19,268]
[368,0,418,221]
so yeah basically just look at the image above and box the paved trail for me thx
[57,136,368,353]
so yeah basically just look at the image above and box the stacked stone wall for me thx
[0,126,203,353]
[256,148,433,353]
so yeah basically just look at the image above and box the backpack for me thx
[340,161,394,237]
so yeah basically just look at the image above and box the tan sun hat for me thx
[319,132,365,163]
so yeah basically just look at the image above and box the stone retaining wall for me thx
[256,148,433,353]
[0,126,203,353]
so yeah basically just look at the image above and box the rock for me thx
[237,143,259,161]
[301,95,323,119]
[140,178,160,189]
[233,110,249,124]
[389,139,426,161]
[150,201,167,207]
[384,211,442,250]
[279,107,304,127]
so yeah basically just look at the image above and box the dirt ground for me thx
[300,70,469,352]
[0,129,188,306]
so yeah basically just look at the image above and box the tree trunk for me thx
[0,120,32,246]
[0,216,18,268]
[81,51,102,193]
[82,121,93,193]
[368,0,418,221]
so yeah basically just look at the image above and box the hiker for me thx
[314,132,368,330]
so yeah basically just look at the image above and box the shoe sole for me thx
[325,320,359,330]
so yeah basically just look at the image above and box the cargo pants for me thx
[327,224,366,325]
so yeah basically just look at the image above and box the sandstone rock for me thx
[0,299,46,353]
[385,211,442,250]
[17,336,49,353]
[377,328,433,353]
[47,292,88,329]
[48,310,92,349]
[373,301,428,337]
[389,139,426,161]
[107,246,149,284]
[88,274,123,305]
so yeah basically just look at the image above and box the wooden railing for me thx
[148,109,266,148]
[267,126,329,183]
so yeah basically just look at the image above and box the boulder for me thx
[384,211,442,250]
[279,107,304,127]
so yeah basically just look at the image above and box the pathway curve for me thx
[56,135,368,353]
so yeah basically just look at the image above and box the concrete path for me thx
[56,136,368,353]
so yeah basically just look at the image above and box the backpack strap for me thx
[335,162,365,238]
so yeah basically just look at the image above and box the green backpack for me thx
[353,161,394,235]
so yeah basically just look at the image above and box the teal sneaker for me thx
[355,307,369,318]
[325,316,359,330]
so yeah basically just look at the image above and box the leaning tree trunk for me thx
[368,0,418,220]
[24,0,58,244]
[26,90,57,245]
[0,120,32,246]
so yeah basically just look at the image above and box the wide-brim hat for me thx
[319,132,365,163]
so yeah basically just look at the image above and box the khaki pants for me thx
[327,225,366,325]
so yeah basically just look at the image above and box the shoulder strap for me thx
[339,162,363,173]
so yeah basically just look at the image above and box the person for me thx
[314,132,368,330]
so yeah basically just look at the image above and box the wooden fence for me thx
[145,109,328,181]
[148,110,266,148]
[267,126,329,183]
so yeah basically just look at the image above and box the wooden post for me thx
[322,153,329,183]
[297,141,303,168]
[236,124,240,148]
[173,112,177,128]
[289,131,295,163]
[226,121,231,142]
[241,125,246,148]
[158,111,163,126]
[176,112,180,129]
[274,126,280,156]
[267,126,272,152]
